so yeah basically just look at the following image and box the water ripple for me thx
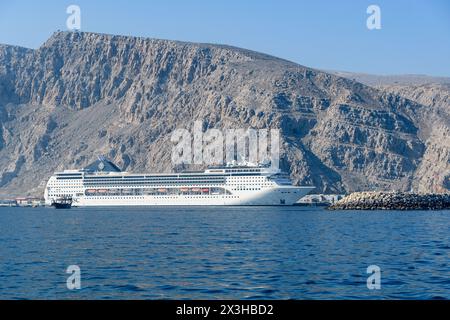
[0,207,449,299]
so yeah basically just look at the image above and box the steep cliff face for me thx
[375,83,450,193]
[0,31,448,196]
[330,72,450,194]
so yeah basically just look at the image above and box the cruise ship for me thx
[44,157,314,206]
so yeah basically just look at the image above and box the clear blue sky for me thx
[0,0,449,76]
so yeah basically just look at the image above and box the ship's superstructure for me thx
[44,157,314,206]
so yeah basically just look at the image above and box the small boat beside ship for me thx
[50,197,72,209]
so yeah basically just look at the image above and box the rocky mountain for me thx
[334,72,450,193]
[0,31,448,197]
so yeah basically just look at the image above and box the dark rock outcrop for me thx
[328,191,450,210]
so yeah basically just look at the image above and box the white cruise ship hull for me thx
[72,186,314,207]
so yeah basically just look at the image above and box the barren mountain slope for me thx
[0,31,448,197]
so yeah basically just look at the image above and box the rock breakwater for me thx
[328,191,450,210]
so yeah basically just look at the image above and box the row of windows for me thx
[233,187,262,191]
[53,177,270,184]
[56,176,81,179]
[83,179,226,183]
[83,182,226,187]
[58,175,231,181]
[85,195,240,199]
[224,169,262,173]
[58,172,264,181]
[85,187,232,196]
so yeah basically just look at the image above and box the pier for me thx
[295,194,345,207]
[0,198,45,207]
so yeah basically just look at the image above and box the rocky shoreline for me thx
[328,191,450,210]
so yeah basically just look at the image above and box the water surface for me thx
[0,206,449,299]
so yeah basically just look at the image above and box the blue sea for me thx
[0,206,449,299]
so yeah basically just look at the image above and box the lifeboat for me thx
[180,188,189,192]
[86,189,97,193]
[191,188,200,192]
[98,189,108,193]
[158,188,167,193]
[202,188,209,193]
